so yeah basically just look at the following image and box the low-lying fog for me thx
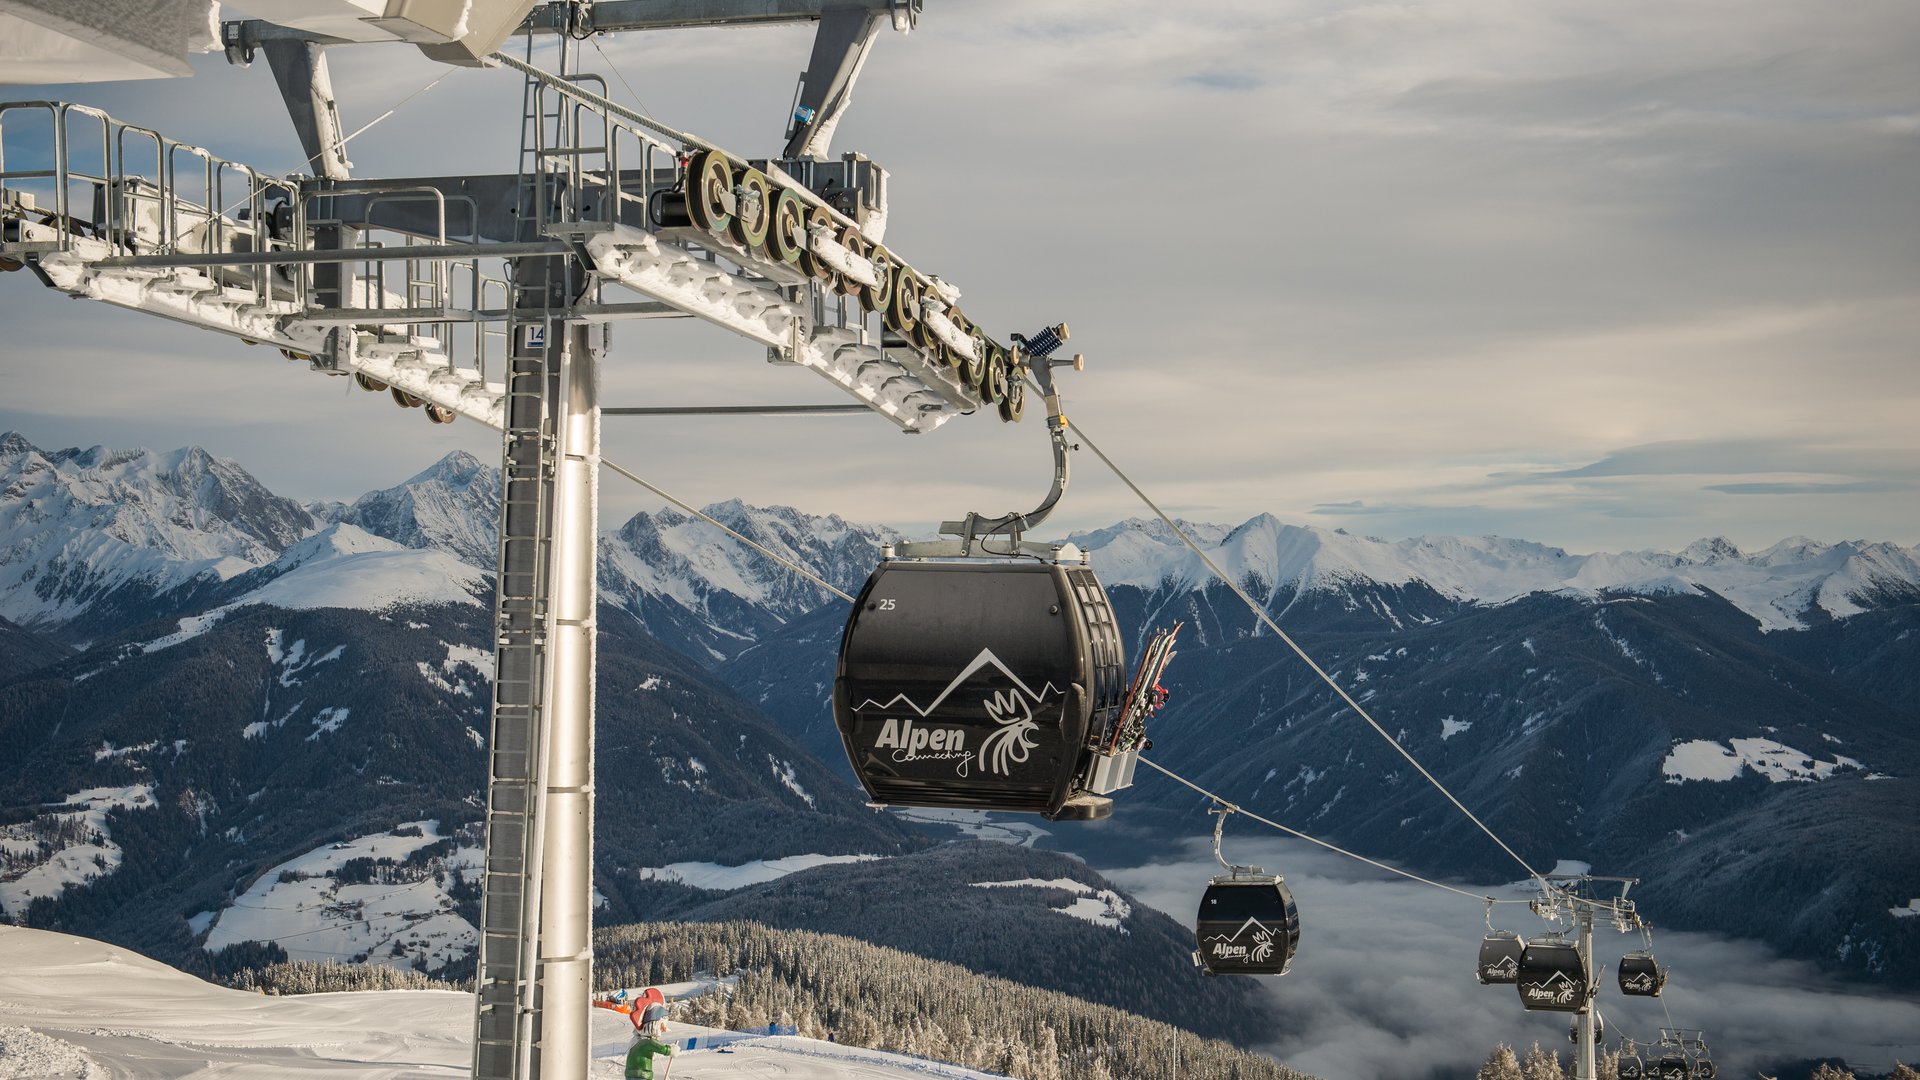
[1104,839,1920,1080]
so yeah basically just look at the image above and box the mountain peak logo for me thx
[856,648,1060,777]
[1202,917,1278,964]
[1520,970,1582,1007]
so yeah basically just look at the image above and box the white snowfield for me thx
[971,878,1132,932]
[1069,516,1920,632]
[0,927,1001,1080]
[634,853,880,891]
[1661,738,1864,784]
[136,524,488,656]
[196,820,482,970]
[0,785,155,916]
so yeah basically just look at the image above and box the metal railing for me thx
[0,100,301,304]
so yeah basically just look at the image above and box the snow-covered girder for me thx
[0,77,1040,433]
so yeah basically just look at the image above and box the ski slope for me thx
[0,927,1000,1079]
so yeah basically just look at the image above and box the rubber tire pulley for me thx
[889,269,922,338]
[686,150,734,237]
[861,246,896,314]
[835,225,867,299]
[729,168,773,252]
[999,375,1026,422]
[424,404,456,425]
[799,206,836,288]
[768,188,806,265]
[354,372,388,393]
[391,387,424,409]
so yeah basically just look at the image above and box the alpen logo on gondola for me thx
[1622,971,1654,992]
[1521,971,1580,1006]
[1483,954,1518,979]
[859,648,1060,777]
[1202,918,1277,964]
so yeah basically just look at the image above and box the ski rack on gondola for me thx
[0,56,1052,435]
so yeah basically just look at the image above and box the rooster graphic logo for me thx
[1248,927,1275,964]
[979,688,1040,776]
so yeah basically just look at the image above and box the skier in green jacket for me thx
[625,1003,676,1079]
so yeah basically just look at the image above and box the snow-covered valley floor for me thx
[0,927,999,1080]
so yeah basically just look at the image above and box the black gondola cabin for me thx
[834,558,1126,820]
[1477,930,1523,984]
[1194,874,1300,976]
[1618,952,1667,996]
[1619,1053,1645,1080]
[1656,1055,1690,1080]
[1515,936,1590,1012]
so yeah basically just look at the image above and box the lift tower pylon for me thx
[0,5,1080,1075]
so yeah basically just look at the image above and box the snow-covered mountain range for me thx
[1071,514,1920,632]
[3,432,1917,992]
[7,432,1917,656]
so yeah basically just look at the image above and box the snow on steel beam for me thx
[581,224,972,432]
[338,337,507,429]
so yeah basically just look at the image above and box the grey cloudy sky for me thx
[1106,839,1920,1080]
[1,0,1916,551]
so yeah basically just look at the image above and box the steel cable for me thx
[1063,417,1556,892]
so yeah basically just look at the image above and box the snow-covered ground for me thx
[634,853,881,891]
[0,785,156,916]
[193,820,481,971]
[1661,737,1863,784]
[971,877,1132,932]
[0,927,1002,1079]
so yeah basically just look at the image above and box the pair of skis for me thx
[1104,621,1184,755]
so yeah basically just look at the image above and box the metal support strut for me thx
[934,325,1083,552]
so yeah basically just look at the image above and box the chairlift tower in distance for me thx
[0,3,1082,1077]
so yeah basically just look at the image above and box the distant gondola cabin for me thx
[1514,936,1590,1012]
[1477,931,1523,984]
[1618,953,1667,996]
[1194,874,1300,976]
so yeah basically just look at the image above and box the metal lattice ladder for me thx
[472,306,559,1079]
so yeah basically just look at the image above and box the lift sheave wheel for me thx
[833,559,1126,820]
[889,269,922,338]
[1514,936,1590,1012]
[687,149,734,236]
[730,167,773,251]
[835,224,867,298]
[1194,876,1301,976]
[800,205,835,285]
[390,386,423,409]
[964,327,988,389]
[980,342,1006,404]
[1476,930,1523,984]
[861,246,896,313]
[999,375,1025,423]
[768,188,807,265]
[1617,952,1666,996]
[354,372,388,393]
[425,403,455,425]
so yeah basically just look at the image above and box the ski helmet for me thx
[641,1004,668,1026]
